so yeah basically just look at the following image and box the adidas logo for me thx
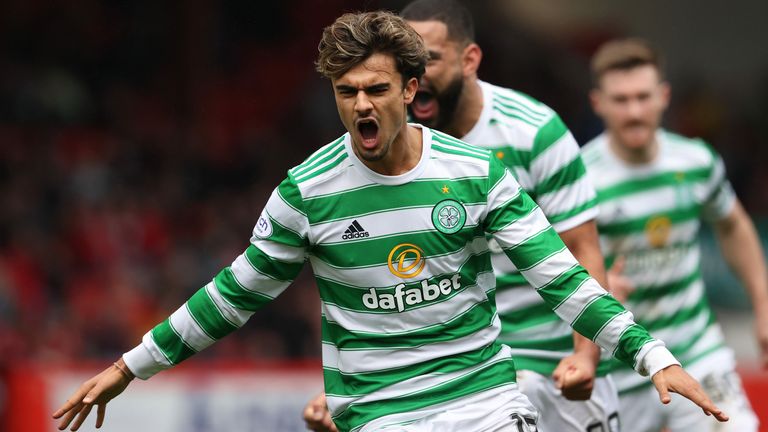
[342,220,370,240]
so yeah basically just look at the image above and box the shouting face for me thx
[406,20,465,131]
[332,52,417,163]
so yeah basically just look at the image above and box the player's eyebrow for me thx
[428,50,442,60]
[335,83,390,93]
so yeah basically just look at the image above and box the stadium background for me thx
[0,0,765,430]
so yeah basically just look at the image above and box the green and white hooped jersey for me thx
[583,130,737,394]
[463,81,599,375]
[124,126,670,431]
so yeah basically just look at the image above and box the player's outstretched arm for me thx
[302,392,338,432]
[651,364,728,422]
[52,357,134,431]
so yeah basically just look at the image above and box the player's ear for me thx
[659,81,671,110]
[589,88,603,116]
[462,43,482,77]
[403,77,418,103]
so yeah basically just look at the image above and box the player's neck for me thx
[365,124,423,176]
[608,133,659,165]
[445,79,483,138]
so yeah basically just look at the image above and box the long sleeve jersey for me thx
[125,126,676,431]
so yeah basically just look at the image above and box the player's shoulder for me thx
[580,133,611,168]
[661,129,720,165]
[430,127,492,164]
[484,82,558,128]
[288,134,349,185]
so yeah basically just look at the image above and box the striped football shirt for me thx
[583,129,736,393]
[463,81,599,375]
[125,126,670,431]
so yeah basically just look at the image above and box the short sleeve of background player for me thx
[529,113,597,233]
[123,176,310,379]
[701,148,737,223]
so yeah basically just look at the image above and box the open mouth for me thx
[357,119,379,149]
[411,90,437,121]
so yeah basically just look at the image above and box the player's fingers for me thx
[57,402,82,430]
[653,375,671,404]
[96,403,106,428]
[609,255,625,274]
[70,403,93,431]
[53,384,92,419]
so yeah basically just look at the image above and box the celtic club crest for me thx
[431,199,467,234]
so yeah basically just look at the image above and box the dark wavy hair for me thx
[316,10,428,85]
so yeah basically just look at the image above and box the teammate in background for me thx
[54,11,725,432]
[306,1,618,431]
[583,37,766,432]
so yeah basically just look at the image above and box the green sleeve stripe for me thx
[532,115,569,155]
[276,177,306,216]
[484,190,537,233]
[534,157,588,197]
[495,272,528,288]
[599,206,700,236]
[213,267,273,311]
[569,293,620,341]
[487,159,510,197]
[151,319,197,365]
[265,213,306,246]
[244,244,304,281]
[500,334,573,351]
[503,228,566,271]
[187,288,239,339]
[545,198,597,225]
[616,324,656,368]
[596,168,710,202]
[499,302,560,333]
[333,354,516,431]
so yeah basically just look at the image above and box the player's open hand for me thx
[606,256,634,303]
[302,392,338,432]
[651,364,729,422]
[52,361,133,431]
[553,352,596,400]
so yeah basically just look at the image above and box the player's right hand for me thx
[606,256,634,303]
[303,392,338,432]
[52,362,133,431]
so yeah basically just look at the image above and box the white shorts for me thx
[362,383,539,432]
[517,370,620,432]
[618,369,758,432]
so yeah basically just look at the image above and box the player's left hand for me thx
[553,352,596,400]
[651,364,729,422]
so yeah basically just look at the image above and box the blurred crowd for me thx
[0,0,766,367]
